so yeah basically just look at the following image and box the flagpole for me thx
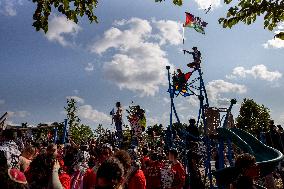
[182,25,185,44]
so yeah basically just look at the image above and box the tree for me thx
[64,98,94,144]
[93,124,106,138]
[236,98,271,136]
[70,124,94,144]
[31,0,284,40]
[219,0,284,40]
[146,124,164,137]
[32,0,98,32]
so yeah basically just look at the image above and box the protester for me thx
[168,148,185,189]
[0,150,29,189]
[145,152,163,189]
[95,157,124,189]
[233,153,262,189]
[19,145,36,172]
[0,129,21,169]
[26,152,64,189]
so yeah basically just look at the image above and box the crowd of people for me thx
[0,119,283,189]
[0,128,187,189]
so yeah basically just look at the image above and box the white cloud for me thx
[78,105,111,125]
[66,96,85,104]
[64,96,111,125]
[187,95,199,107]
[0,0,22,16]
[152,19,183,45]
[90,18,153,54]
[45,16,82,47]
[263,38,284,49]
[90,18,181,96]
[8,111,30,118]
[163,97,170,104]
[263,22,284,49]
[226,65,282,82]
[148,117,159,126]
[17,111,30,118]
[206,80,247,106]
[194,0,221,9]
[85,63,94,72]
[279,113,284,124]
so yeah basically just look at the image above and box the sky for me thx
[0,0,283,129]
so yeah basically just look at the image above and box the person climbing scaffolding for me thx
[172,69,192,96]
[183,47,202,69]
[172,69,187,93]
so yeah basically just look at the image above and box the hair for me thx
[46,143,57,156]
[169,148,178,158]
[235,153,256,173]
[142,147,149,156]
[96,157,124,187]
[26,153,55,189]
[63,146,78,175]
[21,145,36,159]
[277,125,283,131]
[189,119,196,126]
[150,152,159,161]
[116,102,121,108]
[114,150,131,175]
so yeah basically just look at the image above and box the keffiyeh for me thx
[0,141,21,169]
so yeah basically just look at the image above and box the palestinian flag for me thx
[183,12,207,34]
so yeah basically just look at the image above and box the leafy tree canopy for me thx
[65,98,94,144]
[219,0,284,40]
[236,98,271,135]
[32,0,98,32]
[32,0,284,39]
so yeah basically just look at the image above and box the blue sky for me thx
[0,0,283,129]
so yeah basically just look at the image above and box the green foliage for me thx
[146,124,164,136]
[155,0,182,6]
[70,124,94,144]
[93,124,106,138]
[30,0,284,40]
[219,0,284,40]
[157,0,284,40]
[236,98,271,135]
[172,122,187,131]
[32,0,98,32]
[64,98,94,144]
[65,98,80,129]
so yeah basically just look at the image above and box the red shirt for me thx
[171,162,185,189]
[141,156,150,172]
[128,169,146,189]
[146,161,163,189]
[59,172,71,189]
[83,168,96,189]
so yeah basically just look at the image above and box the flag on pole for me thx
[183,12,208,34]
[182,25,185,44]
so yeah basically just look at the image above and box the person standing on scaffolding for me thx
[113,102,123,145]
[183,47,202,69]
